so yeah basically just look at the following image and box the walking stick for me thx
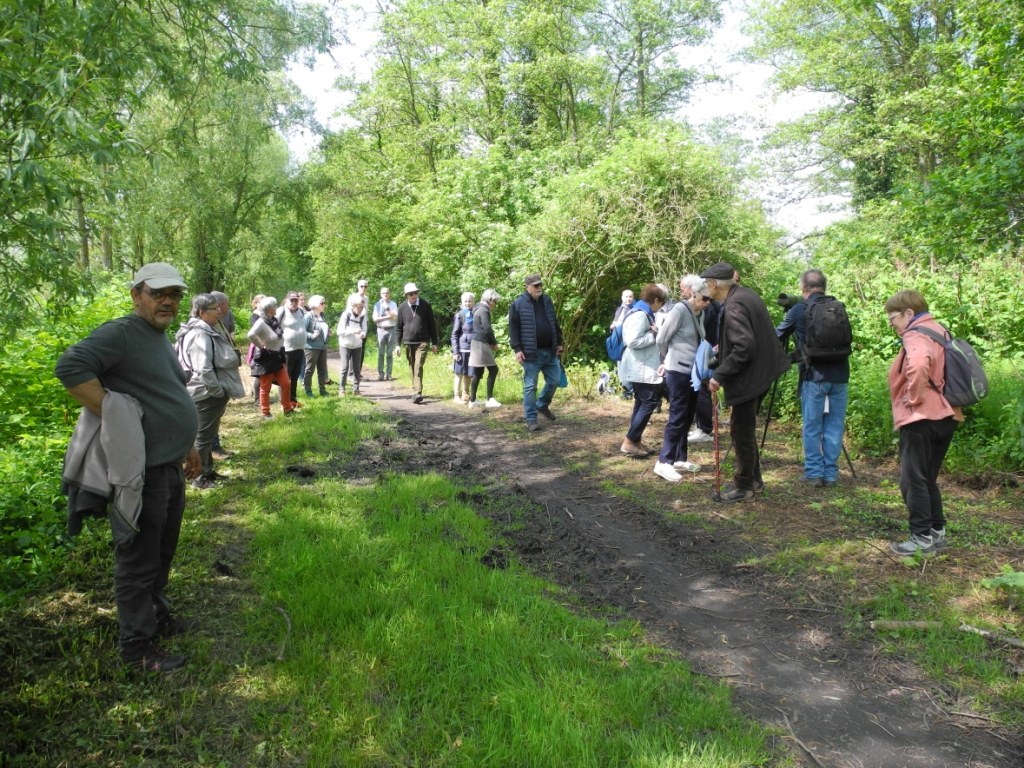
[712,388,722,502]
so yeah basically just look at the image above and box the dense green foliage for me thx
[0,0,331,335]
[2,0,1023,598]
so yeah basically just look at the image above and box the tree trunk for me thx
[76,193,89,270]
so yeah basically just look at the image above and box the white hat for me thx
[403,282,420,294]
[307,294,325,308]
[132,262,187,290]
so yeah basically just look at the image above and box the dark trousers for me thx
[658,371,699,464]
[115,463,185,654]
[340,346,363,390]
[899,417,957,536]
[194,395,229,478]
[471,365,498,401]
[304,348,329,394]
[285,349,304,405]
[730,391,768,491]
[626,382,662,443]
[695,385,712,433]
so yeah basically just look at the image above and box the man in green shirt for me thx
[56,262,201,672]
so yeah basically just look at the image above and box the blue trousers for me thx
[521,348,560,423]
[800,380,849,482]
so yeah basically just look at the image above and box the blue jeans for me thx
[801,380,849,482]
[521,348,560,423]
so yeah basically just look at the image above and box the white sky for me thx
[285,0,849,238]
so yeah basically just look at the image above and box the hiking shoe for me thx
[653,462,683,483]
[122,642,186,673]
[930,528,948,550]
[191,476,217,491]
[537,406,556,421]
[527,421,540,432]
[155,615,193,638]
[687,429,712,443]
[890,533,935,557]
[485,398,502,409]
[753,480,766,494]
[801,476,824,487]
[413,394,424,404]
[717,486,754,503]
[672,460,701,473]
[211,448,233,460]
[620,440,646,457]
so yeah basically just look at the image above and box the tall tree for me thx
[0,0,330,336]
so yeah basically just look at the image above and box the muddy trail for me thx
[345,371,1023,768]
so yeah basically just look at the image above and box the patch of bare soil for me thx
[357,373,1024,768]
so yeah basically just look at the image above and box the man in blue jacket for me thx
[508,273,563,432]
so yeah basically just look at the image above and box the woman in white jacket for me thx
[620,283,669,457]
[176,293,245,488]
[337,294,368,395]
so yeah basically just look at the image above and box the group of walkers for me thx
[53,259,963,674]
[610,262,959,558]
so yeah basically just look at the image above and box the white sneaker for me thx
[485,398,502,409]
[467,400,484,408]
[653,462,683,483]
[673,460,702,473]
[687,429,712,443]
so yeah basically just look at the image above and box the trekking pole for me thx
[842,439,857,478]
[711,388,722,502]
[759,375,780,451]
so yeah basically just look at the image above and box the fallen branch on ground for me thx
[869,620,1024,649]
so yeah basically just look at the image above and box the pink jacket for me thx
[888,313,964,429]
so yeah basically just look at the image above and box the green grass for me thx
[0,395,775,767]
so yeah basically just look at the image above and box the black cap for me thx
[700,262,735,280]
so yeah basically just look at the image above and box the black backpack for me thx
[803,295,852,363]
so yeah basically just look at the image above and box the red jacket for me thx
[888,313,964,429]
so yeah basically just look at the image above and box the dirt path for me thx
[353,373,1022,768]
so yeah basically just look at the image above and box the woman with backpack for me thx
[176,293,245,489]
[619,283,669,458]
[337,294,368,395]
[885,289,964,556]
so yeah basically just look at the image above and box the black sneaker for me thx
[155,615,193,638]
[717,486,754,503]
[123,642,186,673]
[413,394,424,404]
[537,406,556,421]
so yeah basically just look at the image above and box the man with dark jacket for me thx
[776,269,850,487]
[395,282,439,403]
[508,273,563,431]
[703,262,791,502]
[55,262,201,672]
